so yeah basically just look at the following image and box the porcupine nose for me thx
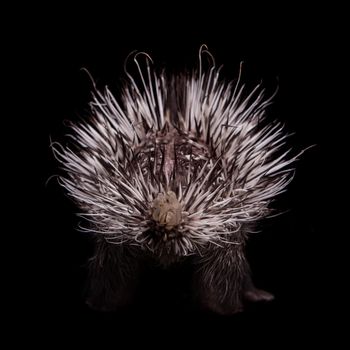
[151,191,182,233]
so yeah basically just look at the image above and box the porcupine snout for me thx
[151,191,182,233]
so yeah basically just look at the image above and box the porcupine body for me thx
[53,47,300,314]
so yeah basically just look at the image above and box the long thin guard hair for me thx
[52,46,303,257]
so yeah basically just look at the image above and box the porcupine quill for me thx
[52,45,308,314]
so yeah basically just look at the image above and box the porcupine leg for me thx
[85,237,139,311]
[194,244,273,314]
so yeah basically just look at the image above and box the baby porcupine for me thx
[53,46,301,314]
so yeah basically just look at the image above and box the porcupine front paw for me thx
[86,285,135,312]
[198,288,273,314]
[243,274,274,303]
[243,288,274,302]
[194,280,245,315]
[199,293,244,315]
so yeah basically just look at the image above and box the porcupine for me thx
[52,45,302,314]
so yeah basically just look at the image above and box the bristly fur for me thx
[52,46,303,313]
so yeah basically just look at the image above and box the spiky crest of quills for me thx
[53,47,301,258]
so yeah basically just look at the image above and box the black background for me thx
[10,2,344,345]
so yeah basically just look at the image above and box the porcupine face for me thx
[53,47,299,260]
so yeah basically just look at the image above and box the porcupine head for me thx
[53,46,303,314]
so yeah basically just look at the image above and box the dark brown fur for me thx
[86,231,273,314]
